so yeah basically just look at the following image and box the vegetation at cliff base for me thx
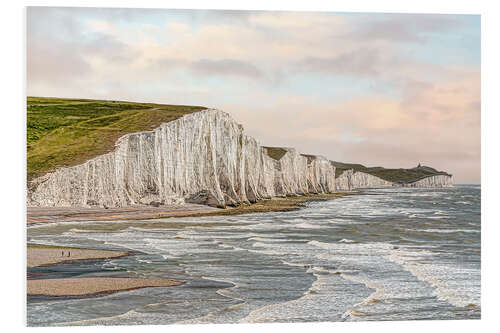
[27,97,206,180]
[331,161,451,183]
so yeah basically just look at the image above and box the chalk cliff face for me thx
[351,171,393,188]
[265,148,308,197]
[335,169,453,190]
[406,175,453,188]
[334,169,354,191]
[303,155,336,194]
[335,170,392,191]
[28,109,336,208]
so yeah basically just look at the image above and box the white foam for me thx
[339,239,355,243]
[247,236,290,243]
[293,222,323,229]
[420,228,479,234]
[387,247,480,308]
[241,269,349,323]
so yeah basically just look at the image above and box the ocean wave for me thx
[387,247,480,308]
[421,228,479,234]
[247,236,291,243]
[57,309,140,326]
[339,239,355,243]
[241,269,327,323]
[293,222,323,229]
[340,273,385,320]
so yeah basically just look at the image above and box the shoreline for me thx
[27,193,356,298]
[27,203,220,225]
[27,192,359,225]
[27,277,184,297]
[27,244,131,268]
[27,244,184,297]
[160,192,359,218]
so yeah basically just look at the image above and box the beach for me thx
[28,277,183,297]
[27,244,130,267]
[27,193,352,225]
[27,203,220,224]
[27,244,183,297]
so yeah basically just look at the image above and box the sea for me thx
[27,185,481,326]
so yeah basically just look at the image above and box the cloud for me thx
[348,14,464,42]
[26,8,480,183]
[27,8,92,84]
[228,66,480,183]
[299,48,380,76]
[191,59,262,78]
[83,33,139,64]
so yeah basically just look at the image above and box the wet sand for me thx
[27,193,355,225]
[27,244,130,267]
[27,245,183,297]
[27,277,183,297]
[27,203,221,224]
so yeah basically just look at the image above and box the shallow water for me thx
[27,185,481,326]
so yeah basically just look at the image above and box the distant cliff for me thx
[331,161,453,189]
[335,170,393,191]
[404,174,454,188]
[334,169,452,190]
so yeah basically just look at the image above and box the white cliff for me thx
[335,169,453,190]
[28,109,337,208]
[334,169,354,191]
[264,147,309,197]
[405,175,453,188]
[335,170,392,191]
[303,155,336,194]
[351,171,393,188]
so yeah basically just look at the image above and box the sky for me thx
[27,7,481,183]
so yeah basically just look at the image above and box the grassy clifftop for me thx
[262,147,288,160]
[27,97,206,180]
[331,161,451,183]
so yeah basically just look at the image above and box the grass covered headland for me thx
[331,161,451,183]
[27,97,206,180]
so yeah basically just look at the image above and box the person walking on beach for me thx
[61,251,64,257]
[68,251,70,257]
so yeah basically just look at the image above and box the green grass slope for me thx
[331,161,451,183]
[27,97,206,180]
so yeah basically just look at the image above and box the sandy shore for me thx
[27,244,130,267]
[27,245,183,296]
[27,193,355,225]
[27,277,183,297]
[27,204,220,224]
